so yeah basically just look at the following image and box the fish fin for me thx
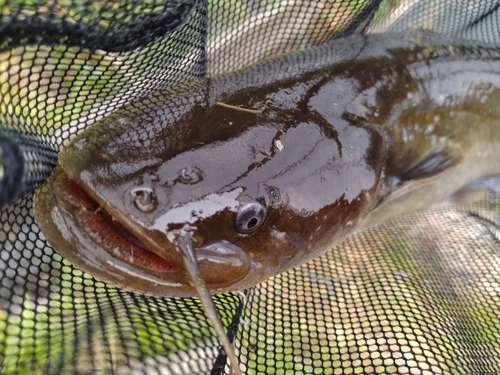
[400,146,462,182]
[445,174,500,205]
[360,146,464,229]
[381,145,463,203]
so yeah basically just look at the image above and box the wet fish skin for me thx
[34,30,500,296]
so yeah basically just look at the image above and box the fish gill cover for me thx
[1,1,500,374]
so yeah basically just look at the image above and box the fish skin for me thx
[34,30,500,297]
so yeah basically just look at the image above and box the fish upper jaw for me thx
[48,167,254,292]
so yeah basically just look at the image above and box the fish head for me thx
[36,87,386,297]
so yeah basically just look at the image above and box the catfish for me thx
[34,30,500,372]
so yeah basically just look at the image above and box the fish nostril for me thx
[178,166,203,185]
[131,187,157,213]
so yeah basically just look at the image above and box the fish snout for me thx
[195,241,252,288]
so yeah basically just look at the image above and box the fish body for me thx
[34,30,500,297]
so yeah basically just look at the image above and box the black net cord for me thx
[0,0,198,53]
[0,129,57,207]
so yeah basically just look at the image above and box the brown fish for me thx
[34,30,500,299]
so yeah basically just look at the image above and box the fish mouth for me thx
[49,167,252,291]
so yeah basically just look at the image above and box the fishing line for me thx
[174,233,243,375]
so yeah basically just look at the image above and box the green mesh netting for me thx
[1,1,500,374]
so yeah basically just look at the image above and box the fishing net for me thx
[1,0,500,374]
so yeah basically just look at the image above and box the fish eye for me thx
[235,201,266,234]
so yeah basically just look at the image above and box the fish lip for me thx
[52,168,185,272]
[89,206,187,272]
